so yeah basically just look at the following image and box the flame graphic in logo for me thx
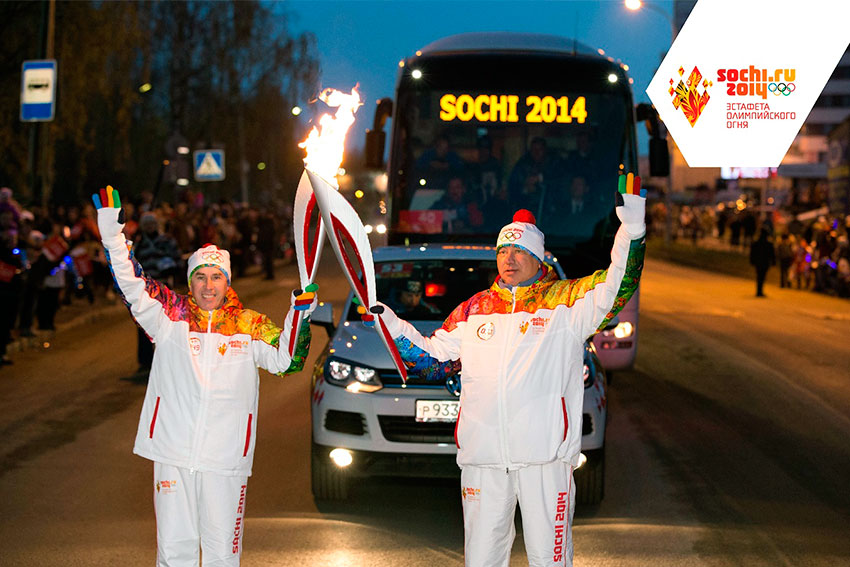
[218,343,228,356]
[669,66,712,127]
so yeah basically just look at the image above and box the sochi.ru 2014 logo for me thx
[669,66,713,127]
[717,65,796,99]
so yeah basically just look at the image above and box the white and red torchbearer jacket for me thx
[383,226,645,470]
[101,234,311,476]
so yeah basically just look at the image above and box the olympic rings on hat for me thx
[768,82,795,96]
[499,229,523,242]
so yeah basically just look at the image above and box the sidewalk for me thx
[6,258,298,357]
[647,233,847,299]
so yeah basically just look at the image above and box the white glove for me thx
[292,284,319,316]
[616,193,646,238]
[615,174,647,238]
[92,186,125,242]
[372,301,402,336]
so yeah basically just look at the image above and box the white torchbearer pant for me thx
[460,461,575,567]
[153,462,249,567]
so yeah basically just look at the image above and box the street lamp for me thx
[625,0,676,243]
[625,0,676,39]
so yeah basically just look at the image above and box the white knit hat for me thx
[496,210,545,262]
[187,243,231,284]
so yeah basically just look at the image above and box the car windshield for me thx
[346,258,500,322]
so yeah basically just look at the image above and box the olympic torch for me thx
[294,88,361,291]
[294,88,408,383]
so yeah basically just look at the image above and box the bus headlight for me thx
[602,321,634,339]
[583,363,595,389]
[612,321,634,339]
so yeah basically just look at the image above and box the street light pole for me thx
[625,0,676,243]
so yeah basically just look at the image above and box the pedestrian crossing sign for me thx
[194,149,225,182]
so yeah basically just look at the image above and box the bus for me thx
[364,32,668,370]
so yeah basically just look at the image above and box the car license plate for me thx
[415,399,459,422]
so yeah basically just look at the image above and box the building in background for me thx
[827,114,850,216]
[787,46,850,213]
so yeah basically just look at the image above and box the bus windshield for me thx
[388,53,636,274]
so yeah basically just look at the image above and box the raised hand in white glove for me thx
[615,173,647,239]
[91,185,126,243]
[292,283,319,317]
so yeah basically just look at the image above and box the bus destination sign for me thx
[439,93,587,124]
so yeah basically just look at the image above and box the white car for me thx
[309,244,608,504]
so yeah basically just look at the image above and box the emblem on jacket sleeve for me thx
[189,337,201,356]
[476,321,495,341]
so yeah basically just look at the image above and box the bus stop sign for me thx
[21,60,57,122]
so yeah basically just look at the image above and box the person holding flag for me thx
[378,173,647,567]
[92,185,317,566]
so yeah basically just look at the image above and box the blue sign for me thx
[194,149,226,182]
[21,60,57,122]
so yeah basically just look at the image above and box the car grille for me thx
[324,409,367,436]
[378,415,456,443]
[379,369,447,387]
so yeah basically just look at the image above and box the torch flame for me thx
[299,87,362,186]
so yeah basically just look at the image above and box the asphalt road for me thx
[0,255,848,566]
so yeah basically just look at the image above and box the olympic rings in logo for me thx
[499,229,523,242]
[202,251,224,263]
[768,82,795,96]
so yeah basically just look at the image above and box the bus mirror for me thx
[373,97,393,130]
[365,129,386,169]
[637,103,670,177]
[649,138,670,177]
[635,103,659,137]
[365,97,393,169]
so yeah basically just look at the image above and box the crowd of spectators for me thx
[3,182,849,367]
[647,200,850,298]
[0,186,295,367]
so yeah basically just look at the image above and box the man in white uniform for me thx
[93,186,316,566]
[378,174,646,566]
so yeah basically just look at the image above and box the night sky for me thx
[286,0,674,153]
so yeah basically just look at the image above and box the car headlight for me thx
[326,358,383,393]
